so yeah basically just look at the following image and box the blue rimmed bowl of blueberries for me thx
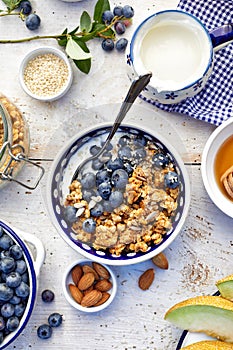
[46,122,190,266]
[0,221,45,348]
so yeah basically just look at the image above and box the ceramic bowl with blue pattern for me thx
[0,221,45,349]
[46,122,190,266]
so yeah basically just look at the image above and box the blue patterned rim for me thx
[0,221,37,349]
[176,291,221,349]
[48,124,190,265]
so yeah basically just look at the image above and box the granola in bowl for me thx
[47,123,190,265]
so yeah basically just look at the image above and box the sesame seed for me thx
[23,53,69,97]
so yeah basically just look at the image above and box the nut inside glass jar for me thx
[0,94,44,189]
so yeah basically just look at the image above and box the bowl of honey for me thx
[201,118,233,218]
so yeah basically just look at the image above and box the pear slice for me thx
[181,340,233,349]
[216,275,233,302]
[164,296,233,342]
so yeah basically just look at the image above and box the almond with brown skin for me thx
[95,292,110,306]
[78,272,95,291]
[92,262,110,279]
[95,279,112,292]
[81,290,102,307]
[82,264,99,280]
[69,283,83,304]
[152,252,169,270]
[71,264,83,286]
[83,285,94,296]
[138,268,155,290]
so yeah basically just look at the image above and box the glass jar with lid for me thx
[0,94,44,189]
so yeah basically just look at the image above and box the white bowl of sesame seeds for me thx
[19,46,73,102]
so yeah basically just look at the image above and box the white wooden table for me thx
[0,0,232,349]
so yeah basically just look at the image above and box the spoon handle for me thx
[101,72,152,150]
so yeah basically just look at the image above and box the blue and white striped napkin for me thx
[142,0,233,126]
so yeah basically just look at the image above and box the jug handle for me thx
[210,23,233,51]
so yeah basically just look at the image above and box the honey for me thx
[214,135,233,200]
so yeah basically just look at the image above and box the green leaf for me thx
[2,0,20,11]
[73,58,91,74]
[65,37,92,60]
[68,25,79,36]
[80,11,92,33]
[93,0,110,23]
[57,28,68,46]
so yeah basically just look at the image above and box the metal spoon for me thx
[71,72,152,182]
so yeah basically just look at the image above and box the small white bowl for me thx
[62,259,117,313]
[201,117,233,218]
[19,46,73,102]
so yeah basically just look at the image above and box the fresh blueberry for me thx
[111,169,128,189]
[15,281,30,298]
[21,272,29,283]
[41,289,55,303]
[0,234,13,250]
[134,134,147,148]
[118,135,131,147]
[123,162,134,176]
[113,6,123,16]
[114,21,126,35]
[1,303,14,318]
[101,200,114,213]
[19,0,32,15]
[118,145,132,160]
[0,317,5,331]
[48,313,63,328]
[102,38,114,52]
[37,324,52,339]
[64,206,77,223]
[134,147,147,160]
[9,295,21,305]
[0,250,10,259]
[96,169,111,186]
[102,10,114,24]
[109,191,124,208]
[6,316,19,332]
[6,272,22,288]
[14,302,26,317]
[122,5,134,18]
[82,218,96,234]
[116,38,128,52]
[82,190,95,202]
[9,244,23,260]
[90,145,101,155]
[107,158,124,171]
[98,182,112,200]
[15,260,27,275]
[25,13,40,30]
[100,141,113,151]
[90,203,103,217]
[0,257,15,274]
[152,152,170,168]
[92,158,104,171]
[80,172,96,189]
[164,171,180,189]
[0,228,3,238]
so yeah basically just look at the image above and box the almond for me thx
[69,283,83,304]
[71,264,83,286]
[152,252,169,270]
[82,264,99,280]
[92,262,110,279]
[95,279,112,292]
[78,272,95,291]
[83,285,94,296]
[94,292,110,306]
[138,268,155,290]
[81,290,102,307]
